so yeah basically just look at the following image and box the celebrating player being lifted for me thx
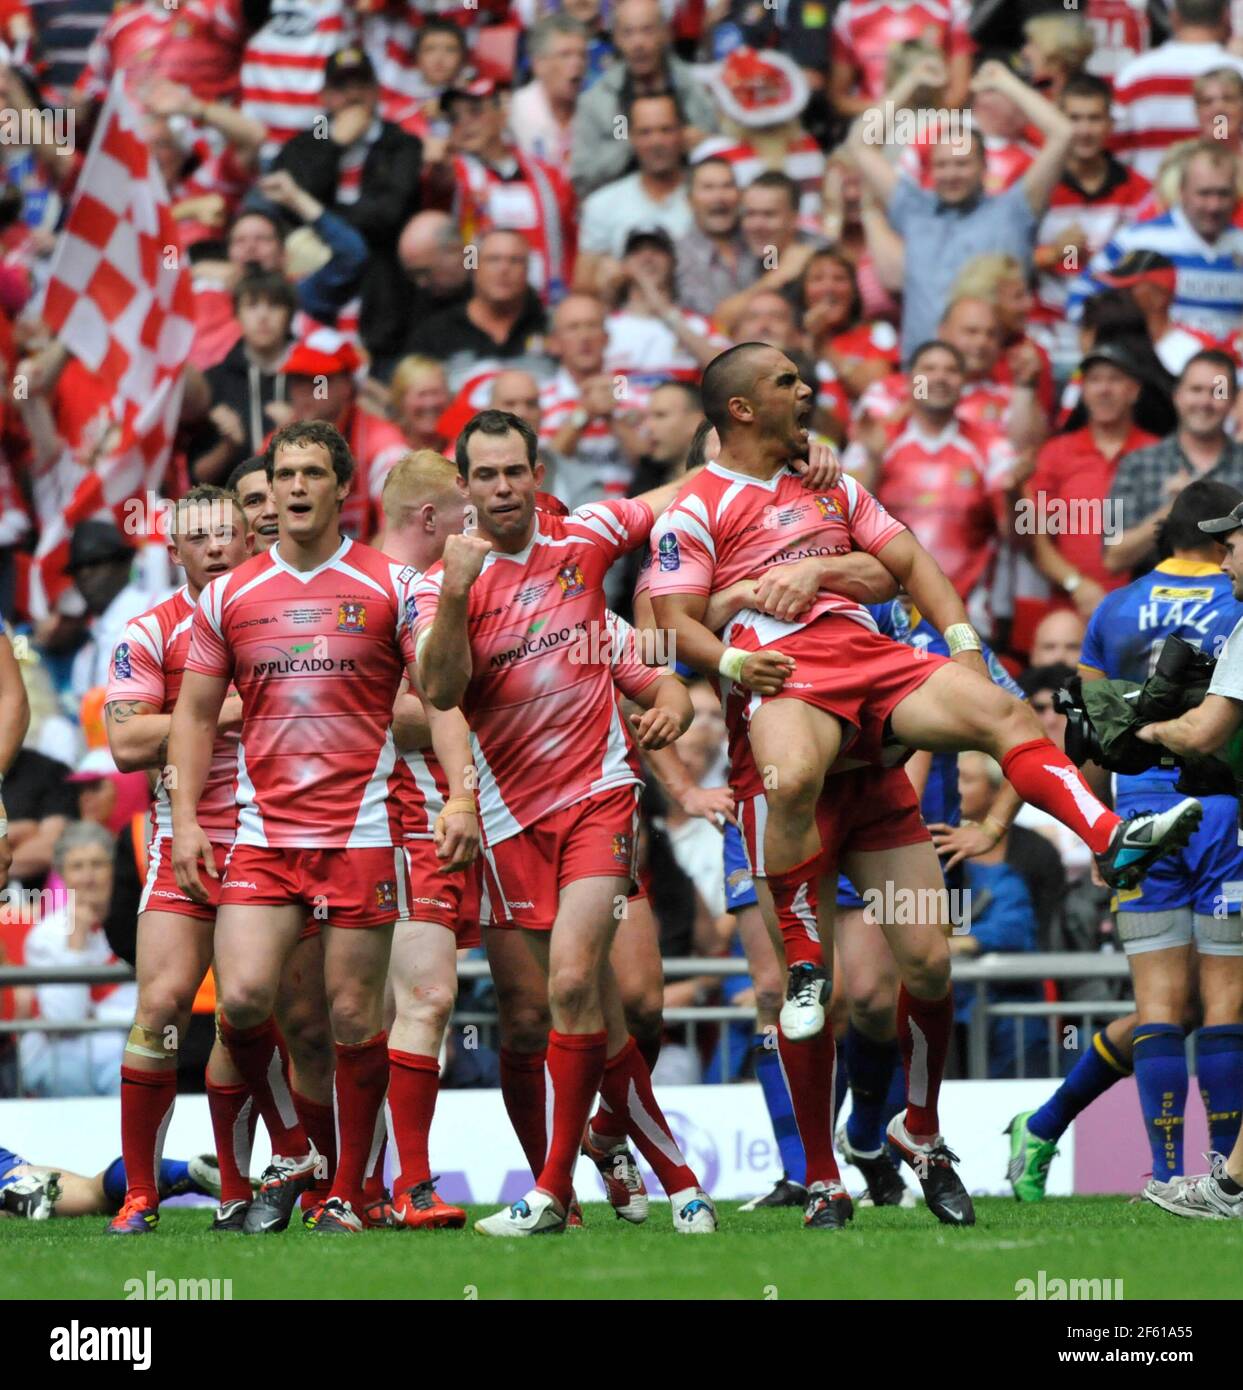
[169,422,478,1235]
[648,342,1204,1182]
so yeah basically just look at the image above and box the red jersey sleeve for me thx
[410,568,443,644]
[103,616,166,708]
[606,611,662,701]
[184,576,233,679]
[843,475,906,554]
[646,504,717,598]
[565,497,655,562]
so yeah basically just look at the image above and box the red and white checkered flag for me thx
[31,78,194,614]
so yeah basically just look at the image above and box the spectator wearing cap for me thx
[511,13,589,177]
[577,92,692,288]
[604,228,727,388]
[437,78,576,306]
[65,522,163,702]
[1092,250,1226,378]
[1031,73,1153,373]
[569,0,718,199]
[1107,348,1243,574]
[1025,341,1158,618]
[188,270,296,484]
[850,57,1073,361]
[542,292,645,510]
[405,228,549,390]
[1070,142,1243,342]
[269,46,423,374]
[691,48,826,221]
[673,157,756,320]
[1111,0,1243,181]
[279,330,407,540]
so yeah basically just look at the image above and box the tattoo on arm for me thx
[104,700,146,724]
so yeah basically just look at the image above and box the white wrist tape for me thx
[946,623,982,656]
[718,647,748,683]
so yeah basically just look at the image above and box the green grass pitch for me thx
[1,1198,1240,1300]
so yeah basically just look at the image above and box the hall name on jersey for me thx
[1136,596,1221,632]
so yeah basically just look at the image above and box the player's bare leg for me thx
[832,903,912,1209]
[274,931,336,1212]
[609,895,665,1072]
[384,918,466,1229]
[3,1156,220,1220]
[842,840,973,1225]
[307,920,395,1231]
[746,700,843,1040]
[108,911,215,1234]
[213,904,320,1233]
[888,663,1200,889]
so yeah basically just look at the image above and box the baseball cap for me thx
[1078,340,1145,380]
[324,47,376,89]
[623,226,676,257]
[65,520,135,574]
[441,77,506,113]
[282,329,362,379]
[1198,500,1243,535]
[1097,250,1177,293]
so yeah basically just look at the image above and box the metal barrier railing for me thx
[0,953,1136,1087]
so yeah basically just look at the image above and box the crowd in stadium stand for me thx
[6,0,1243,1096]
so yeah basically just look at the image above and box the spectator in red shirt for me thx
[799,247,899,402]
[1024,340,1157,619]
[951,252,1056,417]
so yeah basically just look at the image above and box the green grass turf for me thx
[1,1198,1240,1300]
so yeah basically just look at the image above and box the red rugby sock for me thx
[536,1030,606,1209]
[119,1066,177,1207]
[592,1037,697,1196]
[217,1015,309,1158]
[765,853,823,967]
[291,1089,335,1205]
[499,1045,548,1179]
[637,1032,662,1074]
[206,1079,257,1205]
[388,1049,439,1191]
[897,986,952,1140]
[777,1024,840,1186]
[329,1032,389,1211]
[1000,739,1120,855]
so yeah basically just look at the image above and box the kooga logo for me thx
[49,1321,151,1370]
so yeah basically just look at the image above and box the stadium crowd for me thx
[3,0,1243,1232]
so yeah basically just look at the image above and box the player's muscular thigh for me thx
[888,662,1031,755]
[748,700,842,807]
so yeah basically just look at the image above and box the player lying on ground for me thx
[103,485,335,1235]
[650,342,1202,1056]
[0,1144,220,1219]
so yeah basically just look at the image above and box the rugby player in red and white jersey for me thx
[169,421,479,1235]
[649,343,1204,1188]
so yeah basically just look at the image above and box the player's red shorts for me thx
[218,844,409,929]
[398,839,483,948]
[138,834,220,922]
[737,764,929,877]
[481,784,641,933]
[739,614,949,763]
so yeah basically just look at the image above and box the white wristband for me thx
[718,647,748,683]
[946,623,982,656]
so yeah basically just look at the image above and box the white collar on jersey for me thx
[178,584,197,609]
[482,515,542,566]
[706,459,798,491]
[268,534,353,584]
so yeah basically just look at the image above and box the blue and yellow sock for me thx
[843,1024,900,1154]
[1133,1022,1187,1178]
[752,1034,806,1186]
[1196,1024,1243,1155]
[1028,1028,1131,1143]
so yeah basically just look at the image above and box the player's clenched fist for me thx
[629,705,683,750]
[171,824,218,904]
[441,533,491,594]
[740,650,796,694]
[755,558,822,622]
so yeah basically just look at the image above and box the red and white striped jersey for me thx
[186,538,419,848]
[1034,162,1151,323]
[77,0,245,103]
[104,586,239,845]
[876,417,1013,600]
[1111,42,1243,180]
[647,464,904,649]
[827,320,901,369]
[832,0,975,101]
[453,150,577,302]
[689,134,826,224]
[605,309,726,389]
[410,499,655,844]
[361,8,438,123]
[241,0,358,152]
[1083,0,1150,80]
